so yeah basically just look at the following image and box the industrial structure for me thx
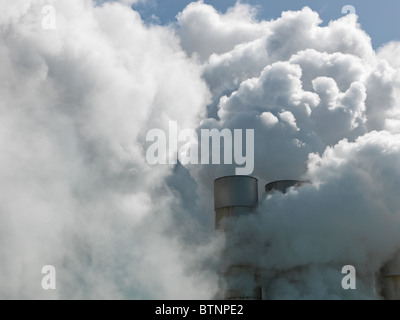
[214,175,400,300]
[214,176,261,299]
[381,253,400,299]
[214,176,304,300]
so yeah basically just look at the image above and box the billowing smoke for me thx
[1,0,400,299]
[0,0,218,299]
[177,3,400,299]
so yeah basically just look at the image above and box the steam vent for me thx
[214,176,258,230]
[214,175,261,300]
[265,180,306,193]
[381,253,400,299]
[214,176,400,300]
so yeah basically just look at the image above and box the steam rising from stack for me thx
[216,176,400,299]
[214,176,261,299]
[214,177,307,300]
[1,1,400,299]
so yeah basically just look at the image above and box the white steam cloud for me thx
[0,0,216,299]
[1,0,400,299]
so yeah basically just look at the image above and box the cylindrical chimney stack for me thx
[381,252,400,299]
[214,175,261,300]
[214,175,258,230]
[265,180,306,194]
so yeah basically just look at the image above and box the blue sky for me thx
[133,0,400,48]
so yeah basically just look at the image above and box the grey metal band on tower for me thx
[214,176,259,231]
[265,180,306,193]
